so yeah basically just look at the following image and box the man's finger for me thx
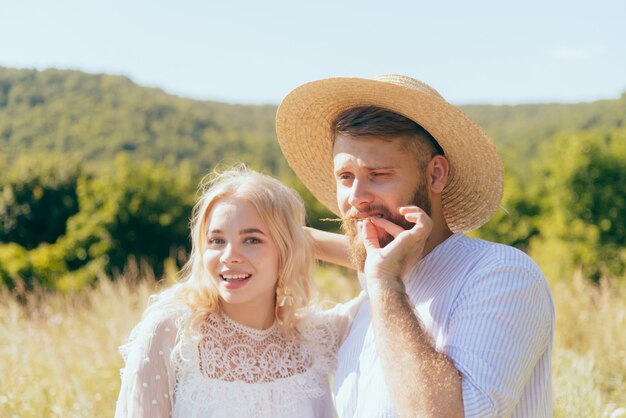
[362,219,381,251]
[369,217,406,238]
[399,205,425,215]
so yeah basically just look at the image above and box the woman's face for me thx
[202,197,280,317]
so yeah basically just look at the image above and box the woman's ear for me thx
[429,155,449,194]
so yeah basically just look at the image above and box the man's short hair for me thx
[332,106,444,169]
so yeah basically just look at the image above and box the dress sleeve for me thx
[115,310,179,418]
[322,291,366,345]
[445,262,554,418]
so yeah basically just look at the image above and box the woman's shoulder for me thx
[119,296,191,361]
[307,292,366,339]
[321,291,367,319]
[141,297,192,334]
[296,292,366,361]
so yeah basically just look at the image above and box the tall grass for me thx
[0,266,624,417]
[551,272,626,418]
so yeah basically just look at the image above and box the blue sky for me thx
[1,0,624,105]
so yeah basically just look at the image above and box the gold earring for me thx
[277,286,293,307]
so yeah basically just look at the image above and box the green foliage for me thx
[476,128,626,282]
[65,155,197,278]
[527,130,626,281]
[471,170,541,251]
[462,93,626,179]
[1,66,625,289]
[0,155,80,249]
[0,243,33,288]
[0,67,283,174]
[0,156,197,290]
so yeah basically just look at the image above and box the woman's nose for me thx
[219,244,243,264]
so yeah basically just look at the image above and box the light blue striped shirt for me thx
[333,234,554,417]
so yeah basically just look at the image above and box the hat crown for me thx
[374,74,444,100]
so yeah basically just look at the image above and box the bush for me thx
[0,156,80,249]
[0,156,198,290]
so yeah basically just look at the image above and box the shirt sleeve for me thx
[322,291,367,345]
[115,311,179,418]
[445,262,554,418]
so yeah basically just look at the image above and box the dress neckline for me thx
[220,312,278,338]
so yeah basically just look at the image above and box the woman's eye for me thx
[208,237,225,245]
[244,237,261,244]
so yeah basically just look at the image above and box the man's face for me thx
[333,134,431,270]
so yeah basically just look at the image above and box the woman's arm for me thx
[115,313,177,418]
[304,226,353,269]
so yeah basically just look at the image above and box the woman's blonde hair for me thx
[148,164,315,340]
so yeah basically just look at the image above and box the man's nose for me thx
[347,178,374,209]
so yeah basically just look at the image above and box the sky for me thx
[1,0,625,106]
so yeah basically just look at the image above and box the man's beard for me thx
[342,180,431,271]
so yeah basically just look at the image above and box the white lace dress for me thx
[115,294,364,418]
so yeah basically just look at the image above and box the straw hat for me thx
[275,75,504,233]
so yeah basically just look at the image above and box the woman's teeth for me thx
[221,274,251,281]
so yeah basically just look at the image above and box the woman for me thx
[115,165,361,418]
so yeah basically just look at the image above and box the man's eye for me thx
[338,173,353,181]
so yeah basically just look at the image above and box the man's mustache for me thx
[343,205,394,222]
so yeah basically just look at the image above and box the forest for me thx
[1,66,625,289]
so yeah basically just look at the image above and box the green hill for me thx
[1,67,625,289]
[2,66,625,177]
[0,67,286,175]
[462,96,626,177]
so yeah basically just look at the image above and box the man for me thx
[276,75,554,417]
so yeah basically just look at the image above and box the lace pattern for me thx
[116,292,366,418]
[172,311,339,414]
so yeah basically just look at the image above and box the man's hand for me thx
[362,206,464,418]
[361,206,433,283]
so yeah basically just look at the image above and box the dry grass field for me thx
[1,264,624,418]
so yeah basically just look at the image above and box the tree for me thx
[0,156,80,249]
[64,155,197,280]
[0,156,198,290]
[528,130,626,281]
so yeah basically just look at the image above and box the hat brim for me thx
[275,76,503,233]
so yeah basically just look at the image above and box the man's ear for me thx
[428,155,449,194]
